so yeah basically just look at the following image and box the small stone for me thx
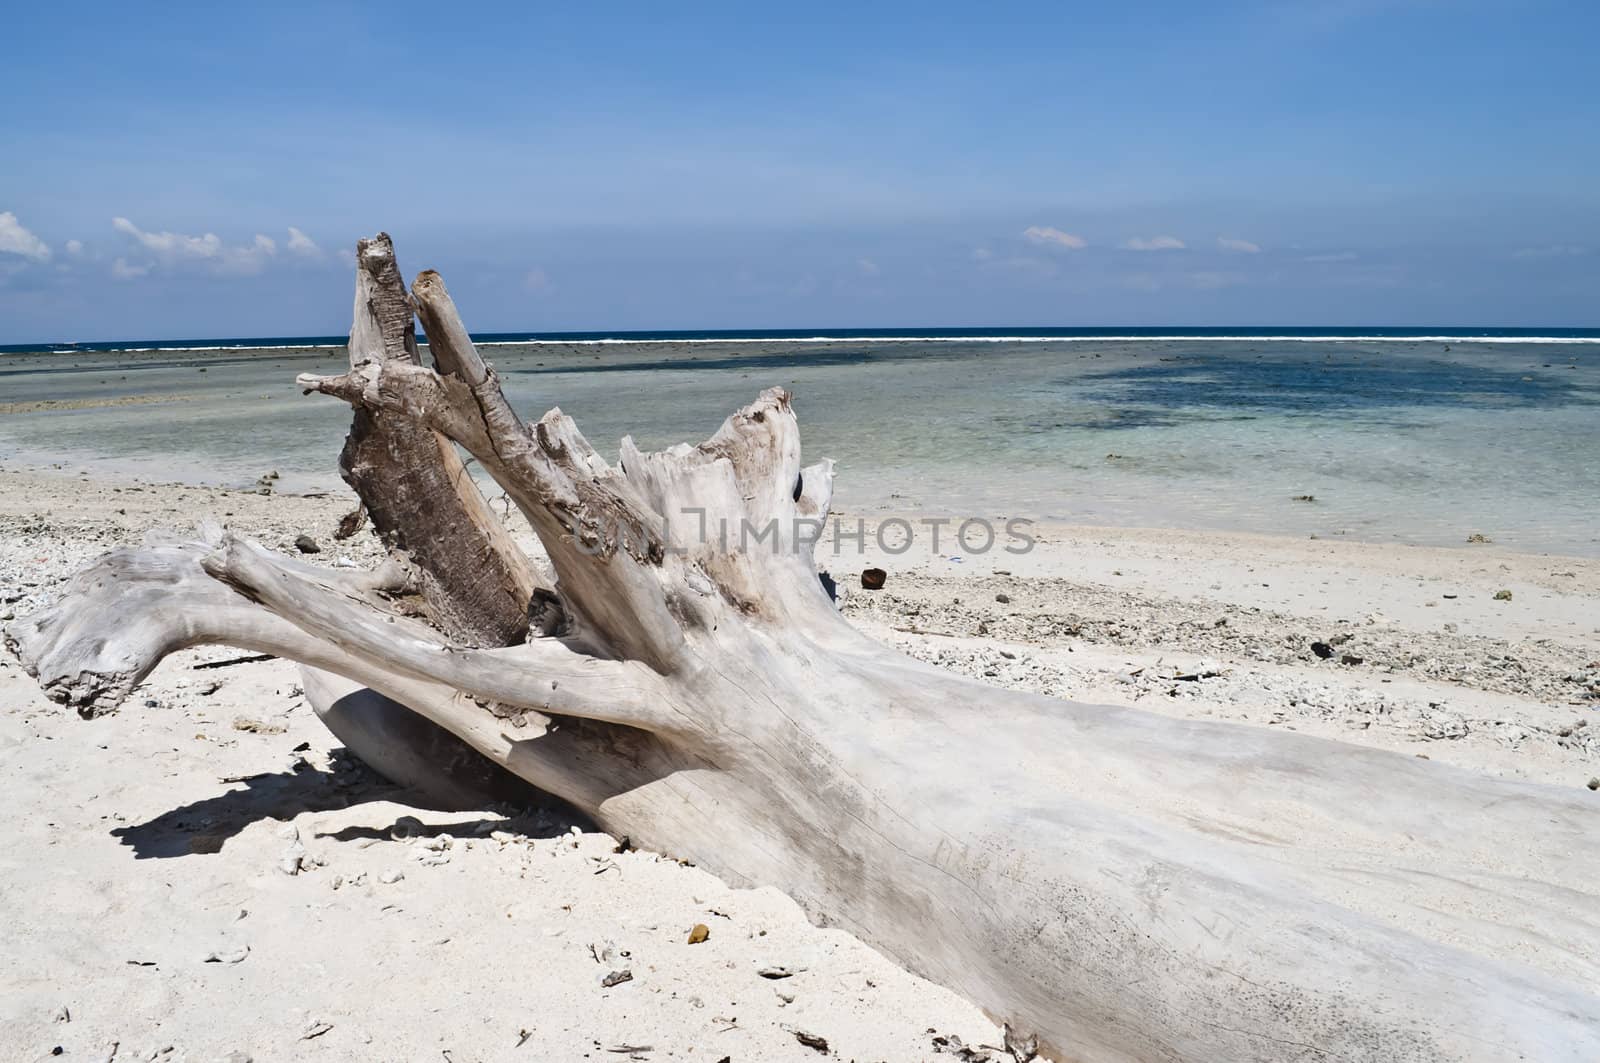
[995,593,1011,604]
[301,1020,333,1041]
[378,869,405,884]
[1588,778,1599,791]
[601,968,634,988]
[1004,1023,1040,1062]
[687,923,710,944]
[1493,589,1513,601]
[390,816,425,840]
[1466,533,1491,543]
[202,945,250,964]
[758,965,804,979]
[279,842,306,876]
[293,534,321,554]
[1339,654,1364,666]
[861,567,887,590]
[232,716,285,735]
[794,1030,830,1053]
[1310,642,1333,659]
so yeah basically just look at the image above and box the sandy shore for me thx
[2,468,1597,1060]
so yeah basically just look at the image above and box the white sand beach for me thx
[3,467,1595,1061]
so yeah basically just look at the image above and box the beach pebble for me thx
[278,842,306,876]
[202,945,250,964]
[601,968,634,988]
[301,1019,333,1040]
[390,816,425,840]
[861,567,887,590]
[293,534,320,554]
[793,1030,830,1053]
[1493,589,1513,601]
[758,964,805,979]
[379,869,405,884]
[687,923,710,944]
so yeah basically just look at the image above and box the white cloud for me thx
[857,257,880,276]
[113,216,222,259]
[0,211,51,261]
[286,226,321,256]
[1022,225,1086,250]
[1121,235,1186,251]
[972,247,993,261]
[65,239,84,255]
[1303,251,1357,262]
[1217,237,1262,253]
[111,257,150,280]
[111,217,279,274]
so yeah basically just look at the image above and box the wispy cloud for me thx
[110,218,303,275]
[1512,244,1586,259]
[1302,251,1357,262]
[1022,225,1086,250]
[286,226,321,257]
[113,216,225,259]
[1217,236,1261,253]
[65,239,84,255]
[111,257,150,280]
[1121,235,1185,251]
[0,211,51,261]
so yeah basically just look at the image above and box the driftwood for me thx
[7,235,1599,1062]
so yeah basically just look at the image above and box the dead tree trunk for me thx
[8,237,1599,1063]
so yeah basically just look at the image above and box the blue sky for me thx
[2,0,1596,341]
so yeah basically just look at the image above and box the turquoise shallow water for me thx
[2,337,1597,555]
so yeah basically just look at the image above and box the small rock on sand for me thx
[794,1029,830,1053]
[293,534,320,554]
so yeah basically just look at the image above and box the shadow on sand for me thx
[110,749,585,859]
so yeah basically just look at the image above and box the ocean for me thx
[2,329,1597,555]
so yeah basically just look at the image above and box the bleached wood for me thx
[9,237,1600,1062]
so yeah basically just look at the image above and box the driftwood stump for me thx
[8,235,1599,1062]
